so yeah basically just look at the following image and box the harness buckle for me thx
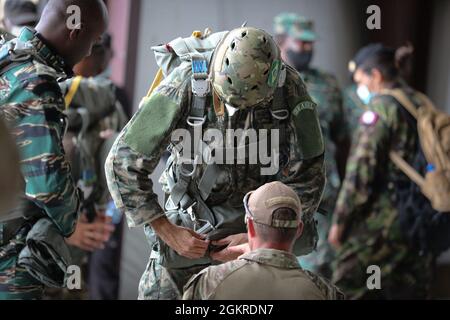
[191,78,210,97]
[195,219,215,234]
[271,109,289,120]
[179,155,199,177]
[187,115,206,127]
[186,202,198,222]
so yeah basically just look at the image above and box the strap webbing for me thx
[64,75,82,109]
[389,151,425,187]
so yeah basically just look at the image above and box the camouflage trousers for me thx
[0,255,44,300]
[331,237,434,300]
[138,254,209,300]
[299,212,335,279]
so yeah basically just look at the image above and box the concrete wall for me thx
[132,0,361,110]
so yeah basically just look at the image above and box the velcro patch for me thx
[360,110,379,126]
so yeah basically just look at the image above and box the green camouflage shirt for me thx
[332,86,433,299]
[183,248,345,300]
[342,84,367,136]
[0,27,80,239]
[106,62,325,258]
[300,68,348,212]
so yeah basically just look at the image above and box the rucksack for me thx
[383,89,450,255]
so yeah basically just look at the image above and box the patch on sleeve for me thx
[359,110,379,126]
[291,101,325,159]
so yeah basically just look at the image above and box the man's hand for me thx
[66,214,115,252]
[151,217,210,259]
[210,233,249,262]
[328,223,344,249]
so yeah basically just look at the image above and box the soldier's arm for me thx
[332,106,391,229]
[17,77,80,236]
[106,69,190,227]
[329,82,351,180]
[282,67,326,219]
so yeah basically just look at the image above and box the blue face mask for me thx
[356,84,373,105]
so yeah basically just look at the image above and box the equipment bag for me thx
[383,89,450,255]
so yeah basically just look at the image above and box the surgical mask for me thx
[356,84,373,105]
[286,50,312,72]
[10,26,23,37]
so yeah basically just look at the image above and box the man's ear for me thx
[247,219,256,239]
[296,221,304,240]
[68,23,83,41]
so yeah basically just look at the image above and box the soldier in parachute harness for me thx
[43,38,125,300]
[106,26,326,300]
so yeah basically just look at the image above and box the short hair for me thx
[253,207,298,243]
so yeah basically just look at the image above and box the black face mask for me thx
[286,50,313,72]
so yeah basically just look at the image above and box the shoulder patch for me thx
[291,100,325,159]
[360,110,379,126]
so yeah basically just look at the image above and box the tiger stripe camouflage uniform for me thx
[0,27,80,300]
[106,62,326,300]
[331,85,433,299]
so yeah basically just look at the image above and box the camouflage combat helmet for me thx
[211,27,284,109]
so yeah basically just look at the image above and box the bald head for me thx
[35,0,108,68]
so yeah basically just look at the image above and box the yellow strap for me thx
[213,90,224,117]
[146,68,164,98]
[192,30,202,38]
[64,75,82,109]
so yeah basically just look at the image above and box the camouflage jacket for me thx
[60,76,128,207]
[183,248,345,300]
[331,86,435,299]
[106,62,325,258]
[300,68,348,212]
[334,85,424,241]
[342,84,367,136]
[0,27,80,244]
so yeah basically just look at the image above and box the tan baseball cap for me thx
[244,182,302,228]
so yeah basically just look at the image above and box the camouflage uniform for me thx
[299,68,347,277]
[342,84,367,136]
[61,76,127,208]
[43,76,127,300]
[274,13,349,277]
[106,28,326,300]
[183,248,345,300]
[332,85,433,299]
[0,27,80,300]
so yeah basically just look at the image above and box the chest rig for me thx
[162,55,289,237]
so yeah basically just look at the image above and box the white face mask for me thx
[356,84,373,105]
[10,26,23,37]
